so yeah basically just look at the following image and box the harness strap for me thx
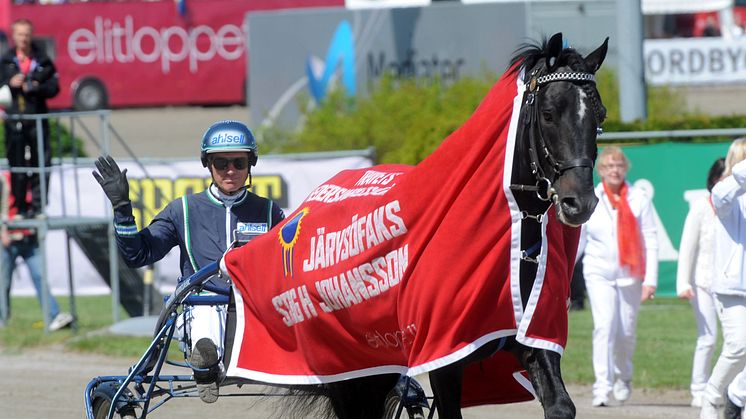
[557,157,594,172]
[510,68,598,200]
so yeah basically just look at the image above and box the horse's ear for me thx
[584,37,609,73]
[545,33,563,71]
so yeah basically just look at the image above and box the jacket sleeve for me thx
[640,194,659,287]
[0,57,12,87]
[113,202,180,268]
[28,56,59,99]
[712,159,746,218]
[676,200,703,295]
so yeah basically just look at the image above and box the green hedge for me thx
[0,119,85,159]
[262,69,741,164]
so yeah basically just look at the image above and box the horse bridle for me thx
[509,69,599,202]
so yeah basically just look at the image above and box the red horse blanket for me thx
[223,70,580,406]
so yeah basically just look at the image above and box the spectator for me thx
[0,170,72,330]
[702,16,722,37]
[676,157,725,408]
[0,18,59,218]
[578,146,658,407]
[700,139,746,419]
[91,120,285,403]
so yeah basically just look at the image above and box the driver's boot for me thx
[191,338,220,403]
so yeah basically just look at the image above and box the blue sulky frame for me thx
[83,261,432,419]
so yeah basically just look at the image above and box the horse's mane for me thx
[507,37,592,76]
[507,36,606,123]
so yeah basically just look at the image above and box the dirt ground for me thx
[0,346,700,419]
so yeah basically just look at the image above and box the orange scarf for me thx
[603,181,645,279]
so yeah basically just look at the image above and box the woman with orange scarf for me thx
[578,146,659,408]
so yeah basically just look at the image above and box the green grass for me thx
[0,295,718,389]
[0,295,152,358]
[562,297,721,389]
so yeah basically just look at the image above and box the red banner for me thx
[224,69,579,406]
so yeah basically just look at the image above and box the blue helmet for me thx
[200,120,258,167]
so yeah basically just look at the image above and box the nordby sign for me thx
[644,38,746,85]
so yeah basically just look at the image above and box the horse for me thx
[423,33,608,419]
[222,32,608,419]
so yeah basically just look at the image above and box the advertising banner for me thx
[10,154,373,297]
[644,37,746,85]
[247,2,526,128]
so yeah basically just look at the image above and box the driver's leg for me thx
[188,304,227,403]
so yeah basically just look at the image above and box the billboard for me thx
[645,37,746,85]
[247,2,527,128]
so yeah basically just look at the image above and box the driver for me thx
[92,120,285,403]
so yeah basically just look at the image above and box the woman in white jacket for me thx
[676,158,725,408]
[578,146,658,408]
[700,139,746,419]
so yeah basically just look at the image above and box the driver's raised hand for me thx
[92,155,130,209]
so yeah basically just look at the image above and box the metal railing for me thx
[0,109,158,332]
[600,127,746,142]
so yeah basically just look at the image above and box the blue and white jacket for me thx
[113,186,285,289]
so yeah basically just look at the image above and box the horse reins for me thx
[510,70,598,203]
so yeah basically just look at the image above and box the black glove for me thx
[92,155,130,209]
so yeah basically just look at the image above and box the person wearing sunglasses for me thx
[92,120,285,403]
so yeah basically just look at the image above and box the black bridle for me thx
[510,70,599,202]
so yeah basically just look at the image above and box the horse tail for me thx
[260,384,336,419]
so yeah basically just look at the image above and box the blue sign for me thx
[306,20,356,103]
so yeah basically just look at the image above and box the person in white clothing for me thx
[700,139,746,419]
[578,146,658,408]
[676,157,725,408]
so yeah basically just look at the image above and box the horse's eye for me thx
[542,110,553,122]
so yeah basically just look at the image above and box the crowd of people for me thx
[568,141,746,418]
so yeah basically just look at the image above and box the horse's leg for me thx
[325,374,399,419]
[429,364,465,419]
[513,346,575,419]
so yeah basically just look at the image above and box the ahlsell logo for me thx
[306,20,356,103]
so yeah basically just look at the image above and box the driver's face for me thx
[209,151,250,195]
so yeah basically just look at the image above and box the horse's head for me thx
[510,33,608,226]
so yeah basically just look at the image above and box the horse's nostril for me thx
[560,197,581,215]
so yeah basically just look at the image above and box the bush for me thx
[261,73,497,165]
[0,119,85,158]
[264,68,734,163]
